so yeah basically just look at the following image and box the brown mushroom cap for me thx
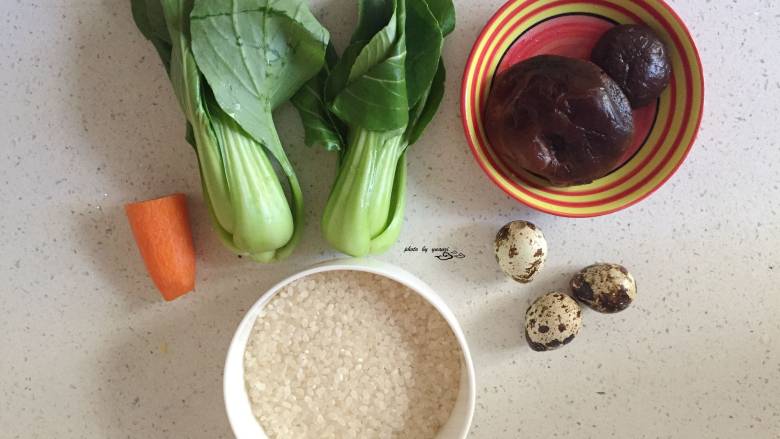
[591,24,672,108]
[484,55,634,187]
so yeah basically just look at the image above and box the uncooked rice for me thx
[244,271,462,439]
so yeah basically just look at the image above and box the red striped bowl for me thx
[461,0,704,217]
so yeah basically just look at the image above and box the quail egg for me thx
[525,292,582,351]
[571,263,637,313]
[494,221,547,283]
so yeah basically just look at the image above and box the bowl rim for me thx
[459,0,705,218]
[223,258,477,439]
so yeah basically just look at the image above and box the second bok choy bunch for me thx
[294,0,456,257]
[131,0,329,262]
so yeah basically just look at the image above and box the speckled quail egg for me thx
[525,292,582,351]
[570,263,637,313]
[494,221,547,283]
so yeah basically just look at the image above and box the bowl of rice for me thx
[224,259,476,439]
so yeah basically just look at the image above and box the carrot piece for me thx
[125,193,196,301]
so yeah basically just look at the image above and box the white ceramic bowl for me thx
[224,258,476,439]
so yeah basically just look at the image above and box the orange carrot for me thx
[125,193,196,301]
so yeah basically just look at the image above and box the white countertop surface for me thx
[2,0,779,437]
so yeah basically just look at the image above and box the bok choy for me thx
[131,0,328,262]
[293,0,455,257]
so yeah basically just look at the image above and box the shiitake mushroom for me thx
[484,55,634,187]
[591,24,672,108]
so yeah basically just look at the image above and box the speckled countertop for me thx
[1,0,779,438]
